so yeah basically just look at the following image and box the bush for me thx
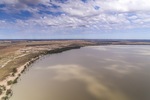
[12,68,17,73]
[13,78,18,84]
[6,89,12,96]
[1,96,8,100]
[0,85,6,91]
[0,88,2,95]
[11,73,15,76]
[7,80,13,85]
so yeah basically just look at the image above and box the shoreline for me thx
[0,45,83,100]
[0,56,39,100]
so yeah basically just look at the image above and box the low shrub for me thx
[12,68,17,73]
[6,89,12,96]
[1,96,8,100]
[7,80,13,85]
[0,88,2,95]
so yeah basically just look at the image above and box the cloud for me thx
[100,0,150,12]
[0,0,150,31]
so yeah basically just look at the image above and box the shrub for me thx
[13,78,18,84]
[12,68,17,73]
[1,85,6,91]
[7,80,13,85]
[6,89,12,96]
[0,88,2,95]
[1,96,8,100]
[11,73,15,76]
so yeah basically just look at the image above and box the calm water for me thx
[10,46,150,100]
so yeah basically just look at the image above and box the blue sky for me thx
[0,0,150,39]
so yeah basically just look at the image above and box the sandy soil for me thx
[0,40,95,99]
[0,57,39,99]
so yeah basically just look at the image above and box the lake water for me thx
[10,45,150,100]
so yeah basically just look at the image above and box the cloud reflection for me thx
[46,64,128,100]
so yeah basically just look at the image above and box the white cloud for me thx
[0,0,150,30]
[95,0,150,12]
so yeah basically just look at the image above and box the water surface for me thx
[10,45,150,100]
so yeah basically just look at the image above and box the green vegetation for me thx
[21,65,28,73]
[12,68,17,73]
[0,85,6,91]
[1,96,8,100]
[6,89,12,96]
[13,77,18,84]
[7,80,13,85]
[0,88,2,95]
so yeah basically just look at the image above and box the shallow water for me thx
[10,45,150,100]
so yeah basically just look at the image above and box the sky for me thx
[0,0,150,39]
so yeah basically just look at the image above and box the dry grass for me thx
[0,53,39,81]
[0,40,95,81]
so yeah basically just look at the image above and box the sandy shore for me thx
[0,57,39,100]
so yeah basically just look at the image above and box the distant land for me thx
[1,39,150,45]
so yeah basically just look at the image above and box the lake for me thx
[10,45,150,100]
